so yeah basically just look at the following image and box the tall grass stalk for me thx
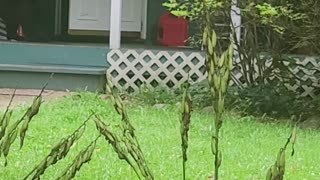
[202,7,234,178]
[179,81,192,180]
[103,76,154,179]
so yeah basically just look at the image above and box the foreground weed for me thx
[203,17,234,180]
[266,125,297,179]
[0,75,51,166]
[180,81,192,180]
[0,89,15,141]
[94,115,144,179]
[56,135,100,180]
[23,114,93,180]
[96,76,154,180]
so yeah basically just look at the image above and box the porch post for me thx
[231,0,241,45]
[109,0,122,49]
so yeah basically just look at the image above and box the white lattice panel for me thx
[106,49,320,98]
[284,56,320,98]
[107,49,207,92]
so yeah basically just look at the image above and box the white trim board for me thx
[140,0,148,39]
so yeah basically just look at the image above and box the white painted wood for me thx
[69,0,143,32]
[107,50,208,90]
[231,0,241,44]
[69,0,110,31]
[54,0,62,36]
[109,0,122,49]
[140,0,148,39]
[121,0,143,31]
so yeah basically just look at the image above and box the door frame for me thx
[140,0,148,39]
[55,0,148,39]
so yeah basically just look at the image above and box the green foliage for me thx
[228,83,299,118]
[228,83,320,120]
[163,0,224,20]
[235,1,303,86]
[287,0,320,54]
[182,79,320,121]
[134,79,318,121]
[246,2,304,34]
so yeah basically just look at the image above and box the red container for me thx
[157,12,189,46]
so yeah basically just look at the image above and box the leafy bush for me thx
[132,79,319,122]
[228,85,319,120]
[227,83,299,118]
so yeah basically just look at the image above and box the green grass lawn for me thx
[0,92,319,179]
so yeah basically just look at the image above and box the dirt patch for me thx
[0,89,72,110]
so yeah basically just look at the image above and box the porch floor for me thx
[1,40,199,50]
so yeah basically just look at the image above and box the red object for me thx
[157,12,189,46]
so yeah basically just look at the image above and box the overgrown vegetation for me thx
[161,0,319,119]
[164,0,319,104]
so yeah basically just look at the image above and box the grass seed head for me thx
[75,126,86,140]
[0,110,12,140]
[211,136,217,155]
[19,119,30,149]
[211,30,217,48]
[28,96,42,119]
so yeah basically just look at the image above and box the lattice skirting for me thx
[107,49,207,92]
[107,49,320,98]
[282,56,320,98]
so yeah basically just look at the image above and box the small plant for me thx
[99,76,154,180]
[179,81,192,180]
[202,8,234,180]
[0,75,51,166]
[266,125,297,179]
[56,134,100,180]
[23,114,92,179]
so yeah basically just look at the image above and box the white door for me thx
[69,0,142,32]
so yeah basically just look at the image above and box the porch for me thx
[0,40,203,92]
[0,0,203,92]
